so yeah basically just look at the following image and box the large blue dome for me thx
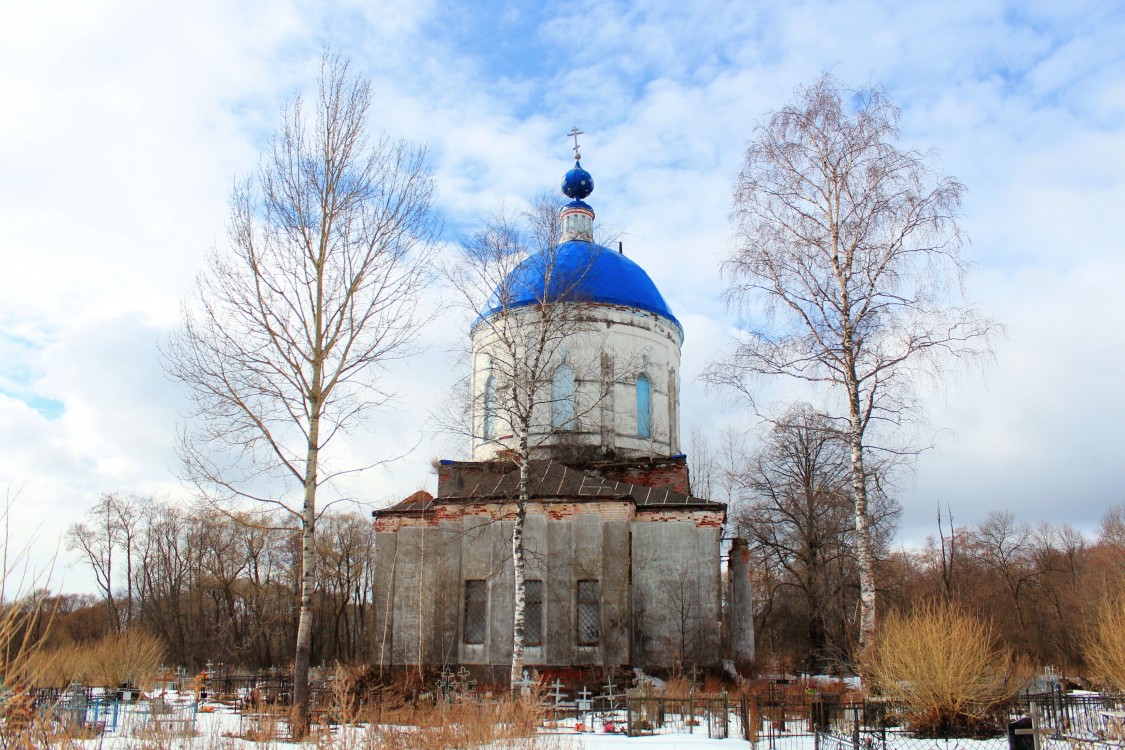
[477,240,682,334]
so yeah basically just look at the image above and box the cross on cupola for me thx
[567,126,583,160]
[560,126,595,242]
[559,144,595,240]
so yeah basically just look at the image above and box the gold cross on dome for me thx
[567,126,583,159]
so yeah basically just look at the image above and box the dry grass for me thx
[864,601,1026,737]
[25,628,164,689]
[362,696,544,750]
[1084,589,1125,689]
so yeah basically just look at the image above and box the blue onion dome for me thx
[477,240,682,335]
[475,142,681,337]
[562,161,594,200]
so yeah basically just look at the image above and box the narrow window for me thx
[636,374,652,438]
[464,580,487,644]
[483,372,497,440]
[552,363,576,429]
[525,579,543,646]
[577,579,600,646]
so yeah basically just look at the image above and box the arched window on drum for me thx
[636,373,652,438]
[483,370,497,440]
[552,362,576,430]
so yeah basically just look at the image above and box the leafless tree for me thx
[163,51,438,731]
[706,74,997,655]
[936,504,956,599]
[734,406,899,669]
[970,510,1037,637]
[67,494,123,632]
[688,425,748,505]
[442,195,618,685]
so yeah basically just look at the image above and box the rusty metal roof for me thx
[377,461,722,515]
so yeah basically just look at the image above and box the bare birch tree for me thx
[163,51,438,731]
[443,195,617,685]
[706,74,997,657]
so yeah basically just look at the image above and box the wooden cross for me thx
[549,678,567,706]
[1015,703,1050,750]
[602,676,620,705]
[567,127,583,159]
[577,686,592,701]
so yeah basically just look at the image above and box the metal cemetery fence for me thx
[737,691,1125,750]
[625,694,731,738]
[738,693,1013,750]
[1024,690,1125,750]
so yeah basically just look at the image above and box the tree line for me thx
[693,414,1125,675]
[43,479,1123,679]
[58,492,377,670]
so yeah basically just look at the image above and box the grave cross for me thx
[512,670,536,696]
[549,679,567,707]
[1015,703,1051,750]
[602,676,620,706]
[576,686,593,714]
[437,669,455,699]
[457,667,476,694]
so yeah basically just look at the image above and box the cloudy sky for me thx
[2,0,1123,593]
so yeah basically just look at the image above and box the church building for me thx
[371,141,754,680]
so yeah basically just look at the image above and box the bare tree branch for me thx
[162,49,438,733]
[704,74,999,659]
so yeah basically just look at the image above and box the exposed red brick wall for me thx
[437,461,513,496]
[635,508,724,529]
[581,456,691,494]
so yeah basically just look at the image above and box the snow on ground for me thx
[65,697,760,750]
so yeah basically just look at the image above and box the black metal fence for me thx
[733,691,1125,750]
[625,694,731,738]
[1024,690,1125,750]
[738,694,1014,750]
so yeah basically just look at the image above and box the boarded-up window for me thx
[525,579,543,646]
[577,579,599,646]
[464,580,487,644]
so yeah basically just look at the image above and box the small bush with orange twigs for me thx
[1084,588,1125,690]
[25,628,164,690]
[863,601,1027,738]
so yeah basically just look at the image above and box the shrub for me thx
[1084,589,1125,689]
[863,601,1025,737]
[26,628,164,689]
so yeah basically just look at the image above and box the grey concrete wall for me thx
[631,520,722,669]
[371,531,397,666]
[459,515,498,665]
[601,518,631,666]
[728,537,755,669]
[374,508,721,672]
[544,516,575,665]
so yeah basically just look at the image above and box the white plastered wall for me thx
[469,304,683,461]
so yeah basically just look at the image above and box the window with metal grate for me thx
[464,579,487,644]
[577,579,600,646]
[525,579,543,646]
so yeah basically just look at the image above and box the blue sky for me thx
[2,0,1124,593]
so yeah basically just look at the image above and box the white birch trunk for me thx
[510,427,530,687]
[292,409,319,736]
[847,390,877,660]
